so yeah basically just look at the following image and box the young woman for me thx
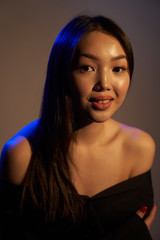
[0,15,157,239]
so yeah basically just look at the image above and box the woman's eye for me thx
[113,67,126,73]
[80,66,94,72]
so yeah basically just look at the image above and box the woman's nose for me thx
[93,69,111,92]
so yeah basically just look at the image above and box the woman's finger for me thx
[136,205,148,219]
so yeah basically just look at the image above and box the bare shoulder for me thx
[119,122,156,176]
[0,119,39,185]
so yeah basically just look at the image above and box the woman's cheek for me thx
[114,77,130,97]
[72,74,92,96]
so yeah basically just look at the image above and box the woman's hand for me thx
[137,203,157,230]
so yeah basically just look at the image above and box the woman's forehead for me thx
[73,31,126,61]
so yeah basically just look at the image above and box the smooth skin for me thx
[0,31,157,231]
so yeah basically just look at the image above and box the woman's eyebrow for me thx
[111,55,127,61]
[78,53,98,61]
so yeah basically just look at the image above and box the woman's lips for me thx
[89,96,114,110]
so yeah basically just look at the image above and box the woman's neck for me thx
[73,118,119,147]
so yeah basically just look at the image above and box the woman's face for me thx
[70,31,130,124]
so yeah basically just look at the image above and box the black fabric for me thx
[0,171,153,239]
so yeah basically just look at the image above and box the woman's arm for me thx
[137,203,157,230]
[101,206,157,240]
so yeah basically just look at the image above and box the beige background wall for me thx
[0,0,159,238]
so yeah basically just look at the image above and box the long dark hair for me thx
[22,15,134,222]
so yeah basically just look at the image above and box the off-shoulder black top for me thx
[0,170,153,240]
